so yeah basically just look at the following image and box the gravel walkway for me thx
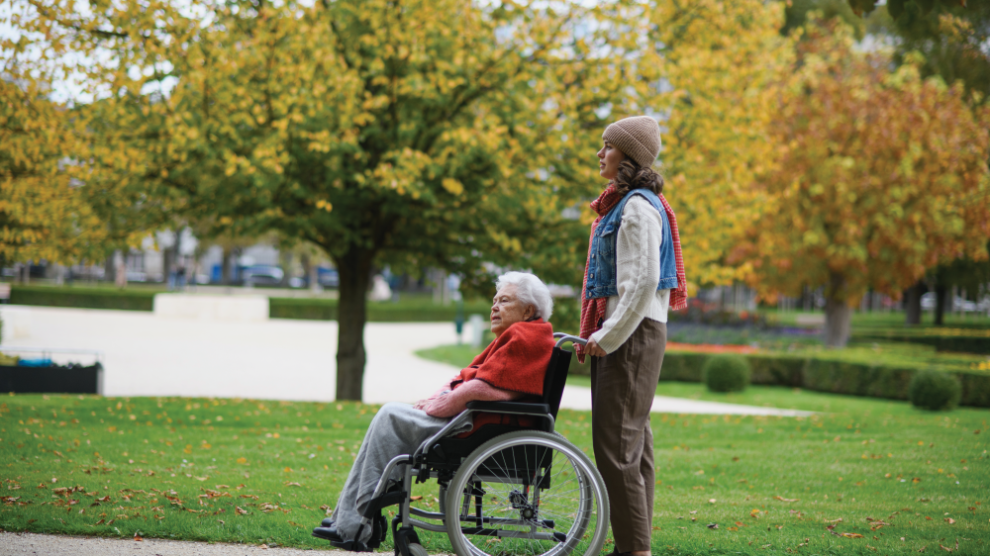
[0,531,350,556]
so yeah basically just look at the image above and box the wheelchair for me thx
[335,333,609,556]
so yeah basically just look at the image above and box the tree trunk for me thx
[105,253,116,284]
[824,299,852,347]
[904,280,925,326]
[823,272,851,347]
[279,250,292,288]
[934,283,949,326]
[221,246,233,285]
[335,247,373,401]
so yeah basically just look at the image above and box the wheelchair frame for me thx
[338,333,609,556]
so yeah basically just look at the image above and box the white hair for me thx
[495,271,554,321]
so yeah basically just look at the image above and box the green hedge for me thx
[855,333,990,355]
[10,286,155,311]
[657,351,990,408]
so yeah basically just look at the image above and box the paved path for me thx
[0,305,809,416]
[0,531,349,555]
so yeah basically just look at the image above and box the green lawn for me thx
[1,393,988,555]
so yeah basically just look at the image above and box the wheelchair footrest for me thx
[363,490,407,518]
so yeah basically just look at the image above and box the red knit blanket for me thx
[451,319,554,396]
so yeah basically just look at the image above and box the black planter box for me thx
[0,363,103,394]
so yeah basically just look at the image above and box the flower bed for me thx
[666,342,759,354]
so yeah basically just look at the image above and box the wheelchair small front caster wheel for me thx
[407,543,428,556]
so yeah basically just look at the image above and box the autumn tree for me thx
[637,0,794,287]
[0,61,107,267]
[741,24,990,346]
[17,0,639,400]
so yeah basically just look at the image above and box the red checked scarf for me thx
[576,184,687,362]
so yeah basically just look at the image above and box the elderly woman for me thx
[313,271,555,548]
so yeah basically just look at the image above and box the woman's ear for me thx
[525,304,537,320]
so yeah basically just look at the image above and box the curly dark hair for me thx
[613,159,664,196]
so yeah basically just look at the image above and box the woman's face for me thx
[490,284,536,337]
[597,140,626,181]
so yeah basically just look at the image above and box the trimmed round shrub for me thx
[909,370,961,411]
[702,354,751,393]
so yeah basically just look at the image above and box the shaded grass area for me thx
[1,394,989,555]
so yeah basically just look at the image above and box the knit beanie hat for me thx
[602,116,662,168]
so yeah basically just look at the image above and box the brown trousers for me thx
[590,318,666,553]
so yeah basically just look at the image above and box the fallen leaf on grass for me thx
[774,496,799,502]
[235,506,248,515]
[133,533,143,542]
[410,495,423,501]
[939,539,959,552]
[945,518,955,524]
[841,533,864,539]
[707,523,718,529]
[283,482,302,487]
[825,518,844,523]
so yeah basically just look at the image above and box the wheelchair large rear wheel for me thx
[445,431,609,556]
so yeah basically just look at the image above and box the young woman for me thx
[578,115,687,556]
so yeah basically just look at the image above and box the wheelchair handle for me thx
[553,333,587,348]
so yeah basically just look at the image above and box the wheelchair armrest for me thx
[465,401,550,414]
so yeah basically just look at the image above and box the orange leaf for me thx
[235,506,248,515]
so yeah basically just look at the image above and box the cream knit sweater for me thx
[589,196,670,354]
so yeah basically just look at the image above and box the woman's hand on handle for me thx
[585,338,607,358]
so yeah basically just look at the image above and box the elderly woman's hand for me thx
[585,338,607,358]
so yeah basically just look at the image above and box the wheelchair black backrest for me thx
[541,346,573,420]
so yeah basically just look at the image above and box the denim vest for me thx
[585,189,678,300]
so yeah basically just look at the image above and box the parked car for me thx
[241,265,284,287]
[317,267,339,288]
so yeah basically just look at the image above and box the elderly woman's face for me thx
[490,284,536,337]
